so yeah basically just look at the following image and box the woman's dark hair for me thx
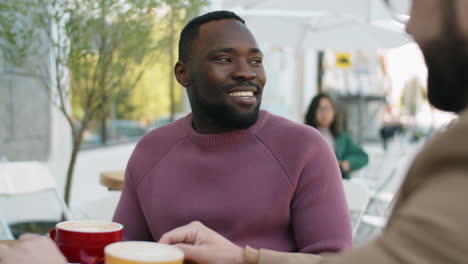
[305,93,342,138]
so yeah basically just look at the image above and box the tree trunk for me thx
[64,132,83,206]
[169,7,175,121]
[100,115,108,145]
[64,142,80,205]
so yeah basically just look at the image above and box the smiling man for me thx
[113,11,352,254]
[177,17,265,133]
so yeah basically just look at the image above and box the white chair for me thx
[342,180,371,237]
[0,161,72,239]
[348,136,425,242]
[361,214,387,228]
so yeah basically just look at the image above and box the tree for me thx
[68,1,161,146]
[105,0,208,124]
[157,0,208,121]
[0,0,206,206]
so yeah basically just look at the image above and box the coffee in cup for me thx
[105,241,184,264]
[49,220,123,264]
[58,221,120,232]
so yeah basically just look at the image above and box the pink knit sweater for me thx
[113,110,352,253]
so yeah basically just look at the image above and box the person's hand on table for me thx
[159,221,243,264]
[0,234,67,264]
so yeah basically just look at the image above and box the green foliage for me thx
[67,0,161,123]
[0,0,208,204]
[1,0,208,123]
[67,0,208,122]
[118,0,208,121]
[0,0,40,66]
[400,76,428,116]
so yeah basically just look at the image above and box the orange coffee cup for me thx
[105,241,184,264]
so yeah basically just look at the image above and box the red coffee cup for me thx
[49,220,123,264]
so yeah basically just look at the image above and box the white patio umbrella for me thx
[216,0,411,49]
[239,13,411,49]
[222,0,373,18]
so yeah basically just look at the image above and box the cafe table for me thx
[100,170,125,191]
[0,240,16,246]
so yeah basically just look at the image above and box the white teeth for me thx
[228,91,254,97]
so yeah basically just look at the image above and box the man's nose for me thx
[231,60,256,81]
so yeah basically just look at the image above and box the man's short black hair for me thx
[178,10,245,62]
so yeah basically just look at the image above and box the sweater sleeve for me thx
[112,165,153,241]
[321,169,468,264]
[341,133,368,171]
[290,138,353,253]
[257,170,468,264]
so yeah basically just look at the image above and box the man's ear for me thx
[175,60,191,87]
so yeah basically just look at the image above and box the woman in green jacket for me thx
[305,93,368,179]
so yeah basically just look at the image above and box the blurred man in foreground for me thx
[159,0,468,263]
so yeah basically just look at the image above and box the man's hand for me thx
[159,221,244,264]
[340,160,350,173]
[0,234,67,264]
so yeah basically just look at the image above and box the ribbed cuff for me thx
[244,246,260,264]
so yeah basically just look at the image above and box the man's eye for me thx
[216,57,231,62]
[251,59,262,65]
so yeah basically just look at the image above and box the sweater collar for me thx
[185,110,269,146]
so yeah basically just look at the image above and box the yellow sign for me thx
[335,53,351,68]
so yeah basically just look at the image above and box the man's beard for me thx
[424,36,468,113]
[191,83,261,130]
[423,4,468,113]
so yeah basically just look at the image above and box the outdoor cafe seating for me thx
[0,161,73,239]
